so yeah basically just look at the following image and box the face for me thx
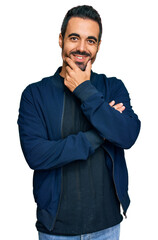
[59,17,101,75]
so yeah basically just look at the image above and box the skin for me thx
[59,17,125,113]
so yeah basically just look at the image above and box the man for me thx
[18,5,140,240]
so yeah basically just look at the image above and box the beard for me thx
[74,61,87,71]
[70,50,91,71]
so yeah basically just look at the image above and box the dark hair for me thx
[61,5,102,42]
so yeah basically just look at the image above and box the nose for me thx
[77,40,87,53]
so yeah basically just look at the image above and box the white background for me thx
[1,0,158,239]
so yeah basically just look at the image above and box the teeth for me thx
[77,56,83,59]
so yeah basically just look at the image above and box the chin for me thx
[75,62,87,71]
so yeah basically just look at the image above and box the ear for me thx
[59,33,63,48]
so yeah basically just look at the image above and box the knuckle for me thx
[66,76,70,81]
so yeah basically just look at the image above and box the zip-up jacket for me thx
[18,67,141,231]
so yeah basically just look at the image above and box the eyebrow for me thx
[68,33,80,38]
[87,36,98,43]
[68,33,98,43]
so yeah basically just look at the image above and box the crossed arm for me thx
[64,57,125,114]
[64,57,140,148]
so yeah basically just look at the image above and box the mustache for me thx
[70,50,91,57]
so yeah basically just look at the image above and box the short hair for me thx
[61,5,102,42]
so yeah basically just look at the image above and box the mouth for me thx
[67,51,91,71]
[70,50,91,63]
[71,54,90,63]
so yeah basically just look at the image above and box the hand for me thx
[109,100,125,113]
[64,57,92,92]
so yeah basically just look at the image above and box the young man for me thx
[18,5,141,240]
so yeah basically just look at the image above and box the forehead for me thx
[65,17,100,39]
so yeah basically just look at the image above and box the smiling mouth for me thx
[71,54,90,63]
[70,51,91,62]
[76,56,84,60]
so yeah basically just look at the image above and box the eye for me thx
[88,39,96,45]
[70,37,78,41]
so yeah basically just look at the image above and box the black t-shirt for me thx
[36,79,123,235]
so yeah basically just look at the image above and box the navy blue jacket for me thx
[18,68,140,231]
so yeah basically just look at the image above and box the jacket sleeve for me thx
[73,79,141,149]
[17,86,104,171]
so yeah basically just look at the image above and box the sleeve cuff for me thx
[73,81,98,102]
[84,129,104,150]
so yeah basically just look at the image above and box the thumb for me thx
[85,60,92,73]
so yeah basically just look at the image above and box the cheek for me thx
[61,45,68,58]
[90,49,98,61]
[91,57,96,64]
[62,41,75,52]
[61,43,73,59]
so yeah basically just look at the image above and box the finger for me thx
[64,77,68,86]
[113,103,123,110]
[120,106,125,113]
[114,105,126,113]
[65,71,72,81]
[65,57,77,70]
[112,103,126,113]
[85,60,92,73]
[109,100,115,107]
[65,65,72,75]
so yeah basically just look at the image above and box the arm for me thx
[17,86,104,171]
[73,80,141,149]
[63,57,140,149]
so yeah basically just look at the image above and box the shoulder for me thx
[20,76,54,104]
[91,71,124,91]
[30,76,54,89]
[22,75,54,93]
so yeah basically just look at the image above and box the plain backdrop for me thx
[1,0,158,239]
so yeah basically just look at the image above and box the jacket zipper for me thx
[105,148,127,217]
[51,93,65,231]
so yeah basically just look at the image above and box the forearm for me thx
[18,128,104,170]
[73,80,141,149]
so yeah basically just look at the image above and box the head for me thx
[59,5,102,75]
[61,5,102,43]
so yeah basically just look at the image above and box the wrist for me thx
[73,80,98,102]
